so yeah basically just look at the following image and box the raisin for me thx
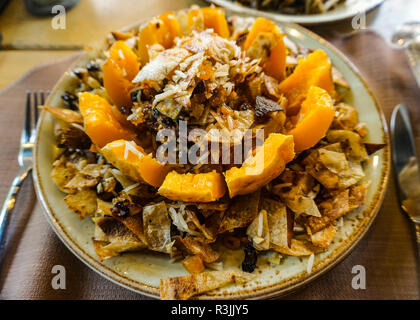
[86,63,100,72]
[61,91,79,110]
[111,201,130,217]
[255,96,283,120]
[192,80,205,96]
[130,89,141,103]
[163,117,174,126]
[241,243,258,273]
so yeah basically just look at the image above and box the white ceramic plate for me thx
[33,12,390,299]
[208,0,384,25]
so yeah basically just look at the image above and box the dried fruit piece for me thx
[158,171,226,202]
[224,133,295,198]
[241,243,258,273]
[254,96,283,120]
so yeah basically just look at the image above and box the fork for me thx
[0,90,45,268]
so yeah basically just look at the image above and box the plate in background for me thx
[208,0,384,25]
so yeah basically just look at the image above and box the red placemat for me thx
[0,31,419,300]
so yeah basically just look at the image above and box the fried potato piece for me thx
[51,156,78,193]
[96,199,113,216]
[64,189,97,219]
[182,255,205,275]
[92,239,144,261]
[116,214,148,245]
[272,169,320,218]
[302,182,369,233]
[64,173,99,190]
[303,145,365,191]
[41,106,83,124]
[247,209,270,251]
[92,216,146,260]
[143,202,172,254]
[160,270,254,300]
[178,236,220,263]
[262,198,293,248]
[310,224,336,249]
[271,239,315,257]
[218,190,260,233]
[331,103,358,130]
[327,130,368,162]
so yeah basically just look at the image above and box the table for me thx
[1,0,420,90]
[0,0,419,300]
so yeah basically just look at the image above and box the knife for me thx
[390,104,420,261]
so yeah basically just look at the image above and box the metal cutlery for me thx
[390,104,420,262]
[0,90,45,269]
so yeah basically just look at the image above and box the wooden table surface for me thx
[0,0,419,300]
[1,0,420,90]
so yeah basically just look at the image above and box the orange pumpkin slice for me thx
[103,41,140,108]
[158,171,226,202]
[187,7,205,33]
[243,17,278,51]
[288,86,335,153]
[137,18,172,65]
[79,92,137,148]
[201,7,229,38]
[243,17,286,81]
[159,11,182,47]
[101,140,169,187]
[224,133,295,198]
[264,35,287,81]
[279,49,334,116]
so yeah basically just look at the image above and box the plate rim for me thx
[208,0,385,26]
[33,13,391,300]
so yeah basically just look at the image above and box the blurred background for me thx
[0,0,419,89]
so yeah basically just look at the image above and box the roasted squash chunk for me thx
[288,86,335,152]
[103,41,140,108]
[137,17,173,65]
[159,11,182,47]
[79,92,137,148]
[201,7,229,38]
[224,133,295,198]
[264,35,286,81]
[279,49,334,115]
[243,17,286,80]
[101,139,170,187]
[158,171,226,202]
[244,17,278,51]
[187,7,205,33]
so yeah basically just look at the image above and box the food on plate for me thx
[160,270,254,300]
[234,0,346,15]
[44,6,385,299]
